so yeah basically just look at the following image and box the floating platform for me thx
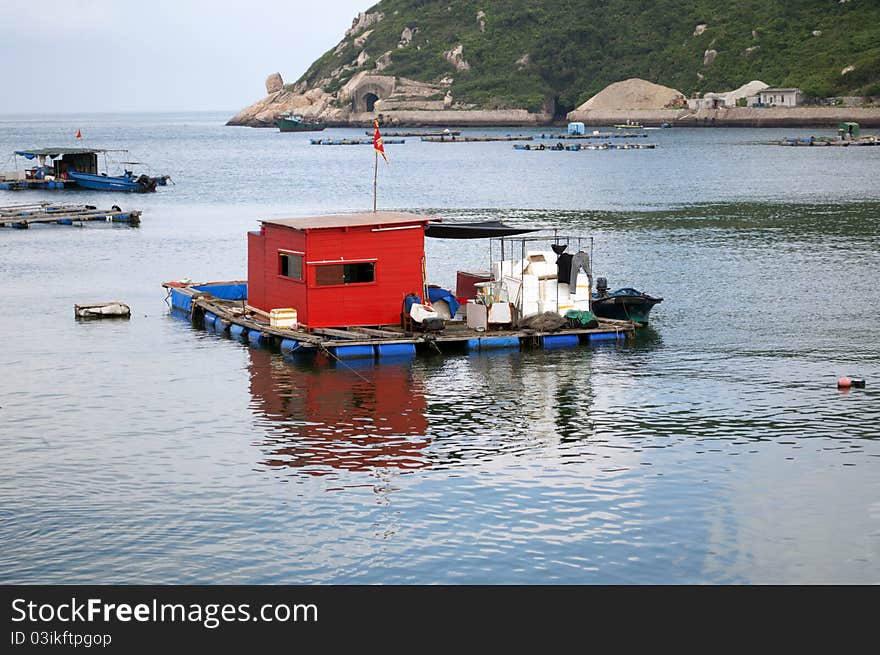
[0,178,77,190]
[420,135,533,142]
[310,138,405,145]
[776,136,879,147]
[514,143,656,151]
[163,281,635,361]
[0,202,141,228]
[364,130,461,137]
[537,132,648,140]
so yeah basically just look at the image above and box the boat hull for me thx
[68,171,157,192]
[275,118,326,132]
[591,288,662,325]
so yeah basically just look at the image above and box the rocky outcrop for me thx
[375,51,393,72]
[227,67,551,127]
[399,27,414,47]
[346,11,383,37]
[693,23,707,36]
[703,49,718,66]
[444,44,471,71]
[354,30,373,49]
[265,73,283,94]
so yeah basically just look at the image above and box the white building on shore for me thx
[756,88,803,107]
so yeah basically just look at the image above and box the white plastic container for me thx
[466,300,488,330]
[269,308,298,329]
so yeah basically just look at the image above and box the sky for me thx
[0,0,371,113]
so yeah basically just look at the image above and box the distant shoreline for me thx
[228,106,880,129]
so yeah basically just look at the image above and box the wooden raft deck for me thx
[164,282,635,360]
[0,202,141,228]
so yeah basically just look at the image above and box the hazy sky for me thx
[0,0,371,113]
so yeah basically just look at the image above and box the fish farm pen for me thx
[164,281,635,361]
[363,130,461,137]
[537,132,650,140]
[0,202,141,228]
[309,138,406,146]
[420,135,534,142]
[514,143,657,151]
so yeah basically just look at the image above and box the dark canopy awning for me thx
[15,147,105,159]
[425,220,538,239]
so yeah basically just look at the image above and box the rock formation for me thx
[346,11,383,37]
[265,73,283,94]
[444,44,471,71]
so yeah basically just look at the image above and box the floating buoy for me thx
[837,376,852,388]
[849,377,866,388]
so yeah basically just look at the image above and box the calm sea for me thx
[0,112,878,583]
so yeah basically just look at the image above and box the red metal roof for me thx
[262,211,438,231]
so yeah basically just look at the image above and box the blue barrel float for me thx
[280,339,300,353]
[542,334,580,349]
[331,345,375,360]
[248,330,265,347]
[589,332,622,342]
[203,312,217,330]
[376,343,416,359]
[466,336,520,352]
[229,324,247,341]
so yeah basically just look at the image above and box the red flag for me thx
[75,129,82,139]
[373,119,387,163]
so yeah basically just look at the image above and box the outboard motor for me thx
[136,174,158,193]
[596,277,608,297]
[420,316,446,332]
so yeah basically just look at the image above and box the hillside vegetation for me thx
[296,0,880,114]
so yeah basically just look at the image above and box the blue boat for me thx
[10,148,164,193]
[68,170,158,192]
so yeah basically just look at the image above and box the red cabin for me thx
[247,211,434,329]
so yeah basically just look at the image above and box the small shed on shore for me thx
[757,88,803,107]
[247,211,435,329]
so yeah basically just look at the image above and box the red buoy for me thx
[838,376,852,388]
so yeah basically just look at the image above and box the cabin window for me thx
[314,262,376,286]
[279,252,303,280]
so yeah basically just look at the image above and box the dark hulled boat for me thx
[591,277,662,325]
[274,113,327,132]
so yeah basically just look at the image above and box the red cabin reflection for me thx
[247,349,430,473]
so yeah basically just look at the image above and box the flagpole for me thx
[373,149,378,212]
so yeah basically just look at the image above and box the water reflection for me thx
[247,349,430,475]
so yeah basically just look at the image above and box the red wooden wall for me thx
[247,221,426,328]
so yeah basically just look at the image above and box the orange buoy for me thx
[837,376,852,388]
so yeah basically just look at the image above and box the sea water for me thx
[0,113,878,583]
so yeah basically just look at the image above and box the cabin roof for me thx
[15,147,105,157]
[262,211,438,231]
[760,88,801,93]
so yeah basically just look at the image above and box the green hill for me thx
[296,0,880,115]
